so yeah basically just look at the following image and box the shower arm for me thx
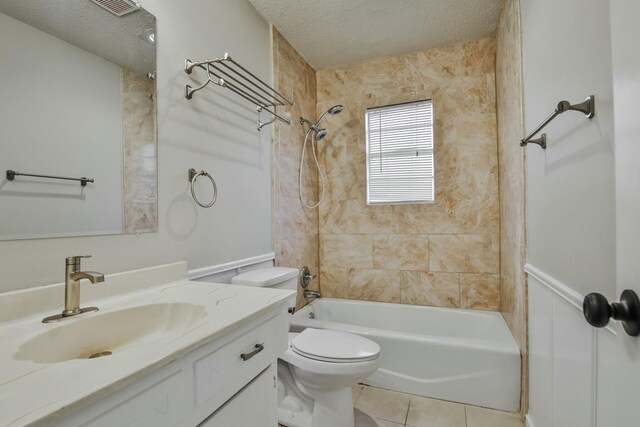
[300,117,316,130]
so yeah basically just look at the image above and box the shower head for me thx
[328,105,344,115]
[299,104,344,140]
[315,128,328,141]
[315,105,344,126]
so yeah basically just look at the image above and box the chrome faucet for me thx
[303,290,322,299]
[300,266,317,288]
[42,256,104,323]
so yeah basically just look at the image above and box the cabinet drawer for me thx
[193,313,287,410]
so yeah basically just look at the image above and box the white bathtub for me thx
[290,298,520,412]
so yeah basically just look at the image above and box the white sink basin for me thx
[15,303,206,363]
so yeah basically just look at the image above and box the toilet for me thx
[232,267,380,427]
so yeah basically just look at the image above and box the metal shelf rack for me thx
[184,53,294,131]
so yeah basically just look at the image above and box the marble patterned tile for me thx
[317,67,346,101]
[496,0,528,412]
[461,38,497,77]
[319,267,349,299]
[273,27,319,311]
[465,405,524,427]
[429,234,496,274]
[122,68,157,233]
[320,234,373,268]
[319,199,350,233]
[355,386,410,424]
[316,36,500,310]
[406,395,467,427]
[373,234,429,271]
[123,202,157,233]
[348,269,401,303]
[400,271,460,308]
[346,200,398,234]
[460,274,501,311]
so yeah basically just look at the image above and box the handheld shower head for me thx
[328,105,344,115]
[299,104,343,141]
[315,128,328,141]
[298,106,343,209]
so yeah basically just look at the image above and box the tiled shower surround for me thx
[496,0,528,412]
[272,29,320,307]
[122,68,157,233]
[316,38,500,310]
[272,19,526,413]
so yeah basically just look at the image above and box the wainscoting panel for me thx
[551,295,593,426]
[527,276,552,427]
[526,265,616,427]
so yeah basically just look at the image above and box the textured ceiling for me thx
[0,0,155,75]
[248,0,502,70]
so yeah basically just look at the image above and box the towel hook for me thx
[189,168,217,208]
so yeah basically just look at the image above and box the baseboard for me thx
[187,252,275,280]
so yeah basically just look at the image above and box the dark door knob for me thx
[583,289,640,336]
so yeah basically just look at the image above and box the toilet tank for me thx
[231,267,299,290]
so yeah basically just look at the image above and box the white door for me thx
[610,0,640,425]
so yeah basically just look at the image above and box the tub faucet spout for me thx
[304,290,322,299]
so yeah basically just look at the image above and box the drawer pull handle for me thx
[240,343,264,361]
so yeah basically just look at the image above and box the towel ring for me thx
[189,168,217,208]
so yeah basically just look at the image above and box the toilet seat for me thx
[290,328,380,363]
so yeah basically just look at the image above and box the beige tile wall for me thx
[122,69,157,233]
[316,38,500,311]
[272,28,320,307]
[496,0,528,413]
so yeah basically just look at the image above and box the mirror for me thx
[0,0,157,240]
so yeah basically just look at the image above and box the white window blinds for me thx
[366,99,435,204]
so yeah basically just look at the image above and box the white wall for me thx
[521,0,615,298]
[0,0,273,292]
[521,0,618,425]
[0,12,123,239]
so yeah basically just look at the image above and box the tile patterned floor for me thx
[352,385,525,427]
[280,385,525,427]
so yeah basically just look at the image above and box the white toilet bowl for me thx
[278,329,380,427]
[231,268,381,427]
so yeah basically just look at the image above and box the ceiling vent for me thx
[90,0,140,17]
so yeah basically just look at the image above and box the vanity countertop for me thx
[0,262,295,427]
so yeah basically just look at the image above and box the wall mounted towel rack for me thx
[6,170,94,186]
[520,95,595,149]
[189,168,217,208]
[184,53,294,131]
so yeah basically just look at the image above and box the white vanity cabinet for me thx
[198,364,277,427]
[51,309,288,427]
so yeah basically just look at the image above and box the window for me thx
[365,99,435,204]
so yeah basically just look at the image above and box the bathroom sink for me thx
[14,303,207,363]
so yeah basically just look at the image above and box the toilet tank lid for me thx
[231,267,299,287]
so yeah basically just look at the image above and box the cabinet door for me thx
[199,364,277,427]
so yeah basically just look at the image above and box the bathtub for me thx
[290,298,520,412]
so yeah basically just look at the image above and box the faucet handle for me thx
[300,266,317,288]
[66,255,92,265]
